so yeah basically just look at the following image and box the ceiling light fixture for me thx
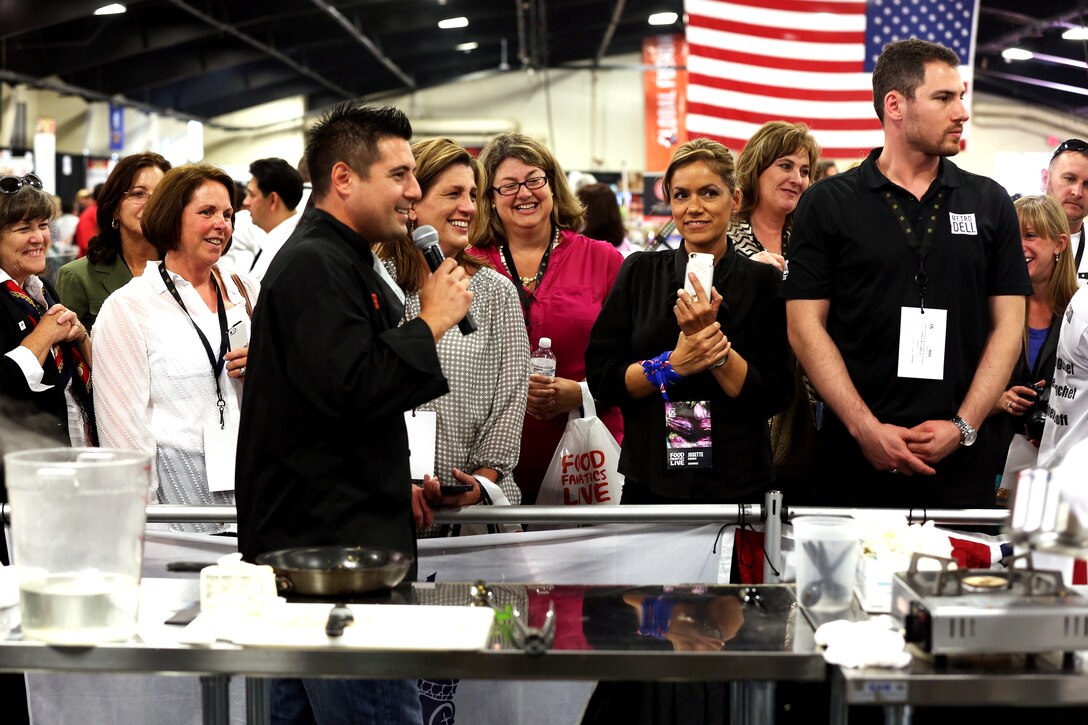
[94,3,126,14]
[438,17,469,29]
[1002,48,1034,61]
[1063,27,1088,40]
[648,12,679,26]
[455,41,479,52]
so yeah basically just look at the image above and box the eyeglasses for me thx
[123,189,153,204]
[0,173,44,195]
[492,176,548,197]
[1052,139,1088,161]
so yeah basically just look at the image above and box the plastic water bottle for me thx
[530,337,557,380]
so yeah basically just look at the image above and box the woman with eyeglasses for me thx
[471,133,624,504]
[93,164,256,534]
[0,172,94,446]
[57,153,171,331]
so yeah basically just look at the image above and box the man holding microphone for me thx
[236,104,473,724]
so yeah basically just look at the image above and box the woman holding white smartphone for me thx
[586,138,792,504]
[93,164,256,533]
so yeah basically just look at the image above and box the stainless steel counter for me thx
[0,579,824,725]
[830,652,1088,723]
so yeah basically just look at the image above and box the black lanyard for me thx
[500,234,555,329]
[880,189,944,312]
[158,261,229,428]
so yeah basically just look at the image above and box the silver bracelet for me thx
[709,350,730,369]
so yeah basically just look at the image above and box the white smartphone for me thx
[227,320,250,352]
[684,252,714,300]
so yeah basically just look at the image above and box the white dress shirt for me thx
[248,211,301,282]
[218,210,264,275]
[93,261,259,533]
[1071,227,1088,287]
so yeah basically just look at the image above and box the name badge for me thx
[665,400,713,469]
[204,418,240,492]
[949,212,977,235]
[897,307,947,380]
[404,409,437,481]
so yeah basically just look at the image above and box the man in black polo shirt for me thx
[783,39,1031,509]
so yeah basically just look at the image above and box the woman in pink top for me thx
[472,133,624,503]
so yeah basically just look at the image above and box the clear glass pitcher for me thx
[4,448,151,644]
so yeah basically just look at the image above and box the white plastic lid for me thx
[538,337,552,348]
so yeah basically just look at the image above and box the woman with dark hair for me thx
[57,152,171,330]
[93,164,256,533]
[578,182,630,253]
[0,172,93,446]
[471,133,624,503]
[586,138,791,505]
[729,121,819,272]
[376,137,528,521]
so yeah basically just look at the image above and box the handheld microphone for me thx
[411,225,477,335]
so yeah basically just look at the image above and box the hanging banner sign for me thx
[642,34,688,174]
[108,103,125,152]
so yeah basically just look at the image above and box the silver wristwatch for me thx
[950,416,977,447]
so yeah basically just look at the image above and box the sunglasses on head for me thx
[1052,139,1088,161]
[0,173,44,195]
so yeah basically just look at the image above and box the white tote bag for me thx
[536,382,624,506]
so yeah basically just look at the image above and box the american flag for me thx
[684,0,979,159]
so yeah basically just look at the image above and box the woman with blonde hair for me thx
[991,194,1077,446]
[729,122,820,499]
[729,121,819,271]
[471,133,623,503]
[376,137,529,522]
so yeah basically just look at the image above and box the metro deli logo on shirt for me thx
[949,212,978,235]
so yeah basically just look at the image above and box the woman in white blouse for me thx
[377,137,528,531]
[93,164,256,533]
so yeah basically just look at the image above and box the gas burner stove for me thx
[891,552,1088,656]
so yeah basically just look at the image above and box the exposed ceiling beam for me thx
[30,18,213,77]
[0,0,151,40]
[306,0,415,90]
[165,0,354,101]
[978,69,1088,98]
[594,0,627,66]
[977,8,1088,53]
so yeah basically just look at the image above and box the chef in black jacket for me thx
[235,104,472,725]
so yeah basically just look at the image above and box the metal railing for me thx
[2,501,1012,527]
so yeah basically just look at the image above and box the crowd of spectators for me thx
[3,34,1088,725]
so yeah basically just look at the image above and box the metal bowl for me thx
[255,546,414,596]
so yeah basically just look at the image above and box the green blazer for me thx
[56,255,133,331]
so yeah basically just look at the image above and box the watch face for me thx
[953,417,976,446]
